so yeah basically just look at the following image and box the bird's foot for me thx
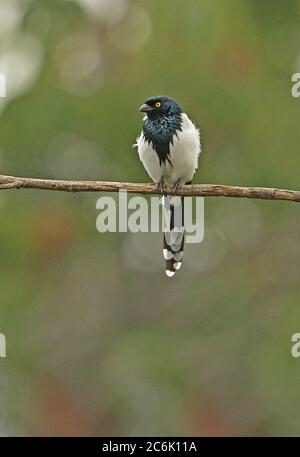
[156,178,166,193]
[172,178,182,192]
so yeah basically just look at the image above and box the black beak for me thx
[139,103,153,113]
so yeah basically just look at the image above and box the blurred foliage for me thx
[0,0,300,436]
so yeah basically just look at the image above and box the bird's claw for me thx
[172,178,181,192]
[156,179,165,193]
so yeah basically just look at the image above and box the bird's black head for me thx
[139,96,182,119]
[139,96,183,165]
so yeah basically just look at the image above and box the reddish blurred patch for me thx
[215,44,261,84]
[29,205,77,257]
[32,377,95,436]
[184,398,240,437]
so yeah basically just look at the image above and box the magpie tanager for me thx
[136,96,201,277]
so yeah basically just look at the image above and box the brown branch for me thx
[0,174,300,202]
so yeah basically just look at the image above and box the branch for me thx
[0,174,300,203]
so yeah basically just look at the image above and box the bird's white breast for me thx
[165,113,201,185]
[136,133,162,183]
[136,113,201,185]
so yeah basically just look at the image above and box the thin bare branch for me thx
[0,174,300,202]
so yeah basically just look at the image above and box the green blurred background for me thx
[0,0,300,436]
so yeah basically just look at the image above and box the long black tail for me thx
[162,195,184,278]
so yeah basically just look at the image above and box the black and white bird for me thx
[136,96,201,277]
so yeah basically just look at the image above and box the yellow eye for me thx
[155,101,161,108]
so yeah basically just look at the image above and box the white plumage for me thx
[136,113,201,186]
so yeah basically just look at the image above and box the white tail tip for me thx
[166,270,175,278]
[163,249,173,260]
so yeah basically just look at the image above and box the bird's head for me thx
[139,96,182,119]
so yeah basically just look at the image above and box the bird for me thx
[135,96,201,277]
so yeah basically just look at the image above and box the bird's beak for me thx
[139,103,153,113]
